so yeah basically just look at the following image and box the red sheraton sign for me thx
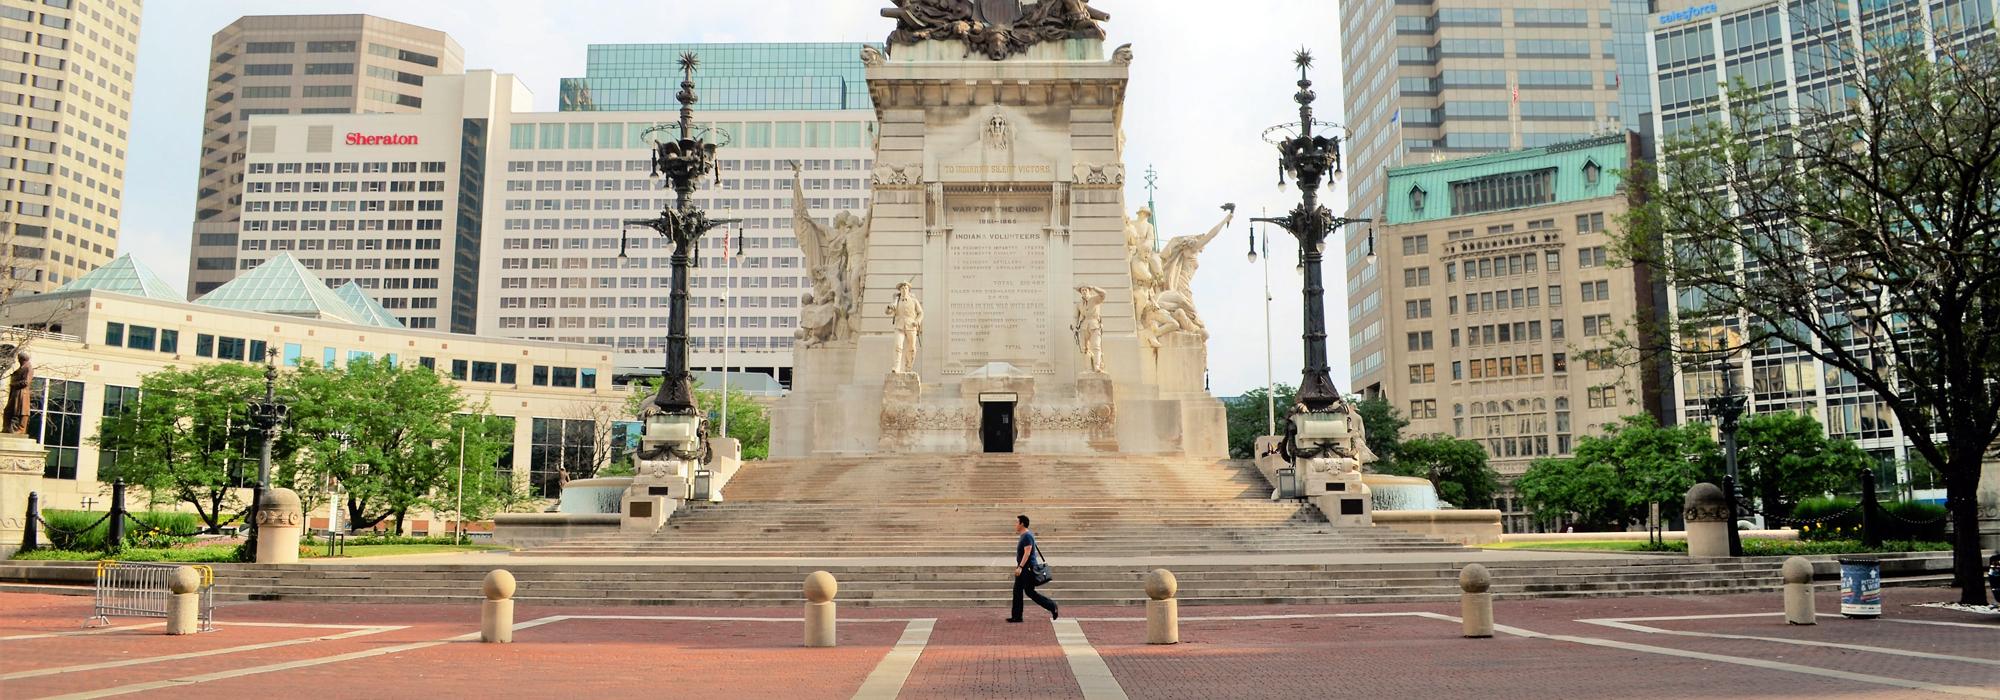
[345,133,420,146]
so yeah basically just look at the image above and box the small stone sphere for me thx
[1144,569,1178,600]
[167,566,202,595]
[1459,564,1491,593]
[483,569,516,601]
[804,571,838,603]
[1684,482,1726,508]
[1781,556,1814,585]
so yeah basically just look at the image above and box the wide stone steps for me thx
[203,559,1801,607]
[714,455,1273,503]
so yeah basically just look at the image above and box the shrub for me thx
[34,509,208,551]
[1878,500,1948,541]
[1788,497,1862,540]
[37,510,116,550]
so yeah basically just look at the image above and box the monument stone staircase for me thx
[521,455,1466,557]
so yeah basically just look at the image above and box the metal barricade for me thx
[89,561,215,632]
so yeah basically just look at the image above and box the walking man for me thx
[1009,514,1058,623]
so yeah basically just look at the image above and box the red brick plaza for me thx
[1,587,1994,699]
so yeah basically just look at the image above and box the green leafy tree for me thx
[283,358,498,533]
[1619,35,2000,602]
[1353,396,1408,466]
[1736,412,1874,521]
[424,413,531,527]
[625,377,772,460]
[1225,384,1295,459]
[1384,436,1500,509]
[1517,415,1721,530]
[94,363,269,531]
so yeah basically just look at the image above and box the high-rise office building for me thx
[0,0,142,291]
[187,14,462,298]
[1341,2,1639,399]
[1648,0,2000,497]
[559,43,874,112]
[1371,134,1660,529]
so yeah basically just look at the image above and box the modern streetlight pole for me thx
[1706,359,1749,558]
[1248,210,1274,436]
[619,52,735,425]
[1251,50,1370,461]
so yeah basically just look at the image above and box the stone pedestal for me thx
[165,566,202,635]
[253,488,303,565]
[482,569,516,644]
[1684,483,1731,558]
[0,434,45,560]
[1308,471,1373,528]
[804,571,837,648]
[1144,569,1178,644]
[1781,557,1816,625]
[1460,564,1494,638]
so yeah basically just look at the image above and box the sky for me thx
[118,0,1351,397]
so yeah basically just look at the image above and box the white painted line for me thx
[0,623,162,641]
[1070,612,1445,623]
[1886,618,2000,630]
[852,619,936,700]
[539,615,919,623]
[1053,619,1128,700]
[1579,618,2000,667]
[1501,624,2000,698]
[1,626,401,681]
[1588,612,1785,622]
[225,622,397,630]
[41,617,567,700]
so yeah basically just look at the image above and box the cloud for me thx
[119,0,1345,395]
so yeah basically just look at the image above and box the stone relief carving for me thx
[1071,162,1124,187]
[982,112,1012,150]
[882,0,1111,61]
[0,456,41,474]
[1072,285,1106,374]
[1127,208,1232,346]
[1284,400,1377,478]
[872,163,924,188]
[861,44,887,66]
[881,405,978,431]
[888,281,925,374]
[1019,404,1114,431]
[1684,503,1733,522]
[792,162,871,344]
[1112,43,1133,65]
[254,509,303,528]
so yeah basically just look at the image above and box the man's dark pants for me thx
[1012,572,1058,620]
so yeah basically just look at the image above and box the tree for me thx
[284,358,498,533]
[1516,415,1721,530]
[625,377,773,461]
[1385,436,1500,509]
[1225,384,1295,459]
[1621,35,2000,601]
[94,363,268,531]
[1353,396,1408,467]
[426,413,532,528]
[1736,412,1874,521]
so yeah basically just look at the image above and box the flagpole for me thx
[721,226,734,440]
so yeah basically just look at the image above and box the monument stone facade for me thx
[771,1,1226,457]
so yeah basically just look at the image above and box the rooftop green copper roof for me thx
[1384,135,1630,225]
[56,255,181,301]
[194,253,376,326]
[334,282,407,329]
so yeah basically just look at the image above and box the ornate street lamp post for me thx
[1706,359,1749,558]
[619,53,735,422]
[1252,51,1370,460]
[245,348,288,552]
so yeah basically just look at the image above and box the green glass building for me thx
[560,43,879,112]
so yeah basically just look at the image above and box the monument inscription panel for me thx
[945,195,1051,375]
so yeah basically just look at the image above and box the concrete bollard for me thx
[1460,564,1493,638]
[1782,557,1816,625]
[804,570,837,648]
[165,566,202,635]
[481,569,515,643]
[253,488,304,565]
[1145,568,1179,645]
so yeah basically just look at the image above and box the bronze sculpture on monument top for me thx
[883,0,1109,60]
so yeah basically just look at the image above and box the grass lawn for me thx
[1479,539,1952,556]
[10,542,507,563]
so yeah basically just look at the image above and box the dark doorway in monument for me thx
[980,397,1016,453]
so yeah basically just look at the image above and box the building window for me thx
[104,322,125,347]
[195,334,216,358]
[451,359,470,381]
[98,384,141,477]
[1448,168,1556,216]
[530,418,596,499]
[28,378,83,479]
[1409,186,1427,212]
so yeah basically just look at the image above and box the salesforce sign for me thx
[1659,3,1720,26]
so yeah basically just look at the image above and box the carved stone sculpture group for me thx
[1126,208,1231,349]
[882,0,1110,61]
[792,162,871,348]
